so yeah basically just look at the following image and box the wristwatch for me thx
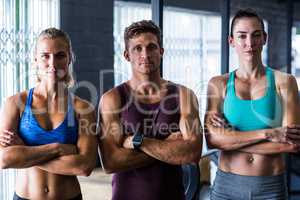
[132,133,144,150]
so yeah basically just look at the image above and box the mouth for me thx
[140,62,153,65]
[46,69,66,78]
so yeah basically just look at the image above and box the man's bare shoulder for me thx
[73,96,96,116]
[99,86,124,115]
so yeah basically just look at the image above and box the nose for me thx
[140,48,150,58]
[48,55,57,69]
[245,36,255,48]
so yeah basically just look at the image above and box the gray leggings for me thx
[210,169,287,200]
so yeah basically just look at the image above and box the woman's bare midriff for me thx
[219,151,285,176]
[15,167,81,200]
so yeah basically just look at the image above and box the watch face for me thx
[133,133,144,149]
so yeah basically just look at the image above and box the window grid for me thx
[0,0,59,199]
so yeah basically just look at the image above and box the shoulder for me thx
[98,85,125,116]
[273,69,296,84]
[167,81,196,99]
[208,74,229,88]
[3,90,28,109]
[1,90,28,118]
[273,69,298,90]
[206,74,230,99]
[100,87,122,109]
[73,96,95,111]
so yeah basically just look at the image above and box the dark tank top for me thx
[112,82,185,200]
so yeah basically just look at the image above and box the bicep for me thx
[77,111,98,156]
[179,87,202,139]
[0,97,20,133]
[280,75,300,126]
[205,78,225,124]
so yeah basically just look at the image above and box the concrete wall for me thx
[60,0,114,104]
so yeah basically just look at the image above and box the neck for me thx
[129,77,165,96]
[237,58,264,79]
[36,81,67,100]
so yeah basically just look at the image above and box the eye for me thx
[237,34,246,39]
[41,54,49,59]
[253,32,262,38]
[133,46,142,52]
[56,53,67,59]
[147,43,158,51]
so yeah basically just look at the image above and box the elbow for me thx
[182,135,202,164]
[79,161,96,177]
[101,160,116,174]
[0,150,12,169]
[79,167,94,177]
[206,135,228,151]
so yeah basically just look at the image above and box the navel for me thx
[248,155,254,163]
[44,186,49,193]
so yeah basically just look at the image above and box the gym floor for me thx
[78,168,211,200]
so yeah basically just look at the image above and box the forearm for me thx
[237,141,300,155]
[140,134,201,165]
[0,143,60,169]
[37,154,96,176]
[101,146,155,174]
[206,125,267,150]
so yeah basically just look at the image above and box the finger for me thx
[0,138,11,145]
[211,116,224,126]
[288,125,300,129]
[3,130,15,136]
[287,133,300,140]
[0,141,8,147]
[212,114,224,122]
[212,121,222,128]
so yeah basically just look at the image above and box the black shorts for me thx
[13,192,83,200]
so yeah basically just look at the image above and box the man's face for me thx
[124,32,164,75]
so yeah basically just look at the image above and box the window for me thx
[292,26,300,87]
[114,1,221,119]
[114,1,151,85]
[0,0,59,198]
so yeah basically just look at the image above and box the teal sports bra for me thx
[223,67,282,131]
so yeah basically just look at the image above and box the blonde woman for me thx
[0,28,97,200]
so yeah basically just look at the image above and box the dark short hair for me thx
[124,20,162,49]
[230,8,265,37]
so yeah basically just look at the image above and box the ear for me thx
[34,55,38,65]
[123,50,130,62]
[228,36,235,47]
[263,32,267,45]
[160,47,164,56]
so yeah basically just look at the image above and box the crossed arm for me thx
[0,94,97,176]
[205,74,300,155]
[98,86,202,173]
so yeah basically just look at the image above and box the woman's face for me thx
[229,17,266,63]
[35,37,70,83]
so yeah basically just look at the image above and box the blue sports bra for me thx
[223,67,282,131]
[18,88,79,146]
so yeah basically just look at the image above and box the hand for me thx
[267,125,300,145]
[123,136,134,149]
[0,130,24,147]
[209,113,231,128]
[166,132,182,141]
[58,144,78,156]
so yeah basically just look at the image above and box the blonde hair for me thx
[35,27,75,88]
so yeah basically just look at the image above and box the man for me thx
[98,20,202,200]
